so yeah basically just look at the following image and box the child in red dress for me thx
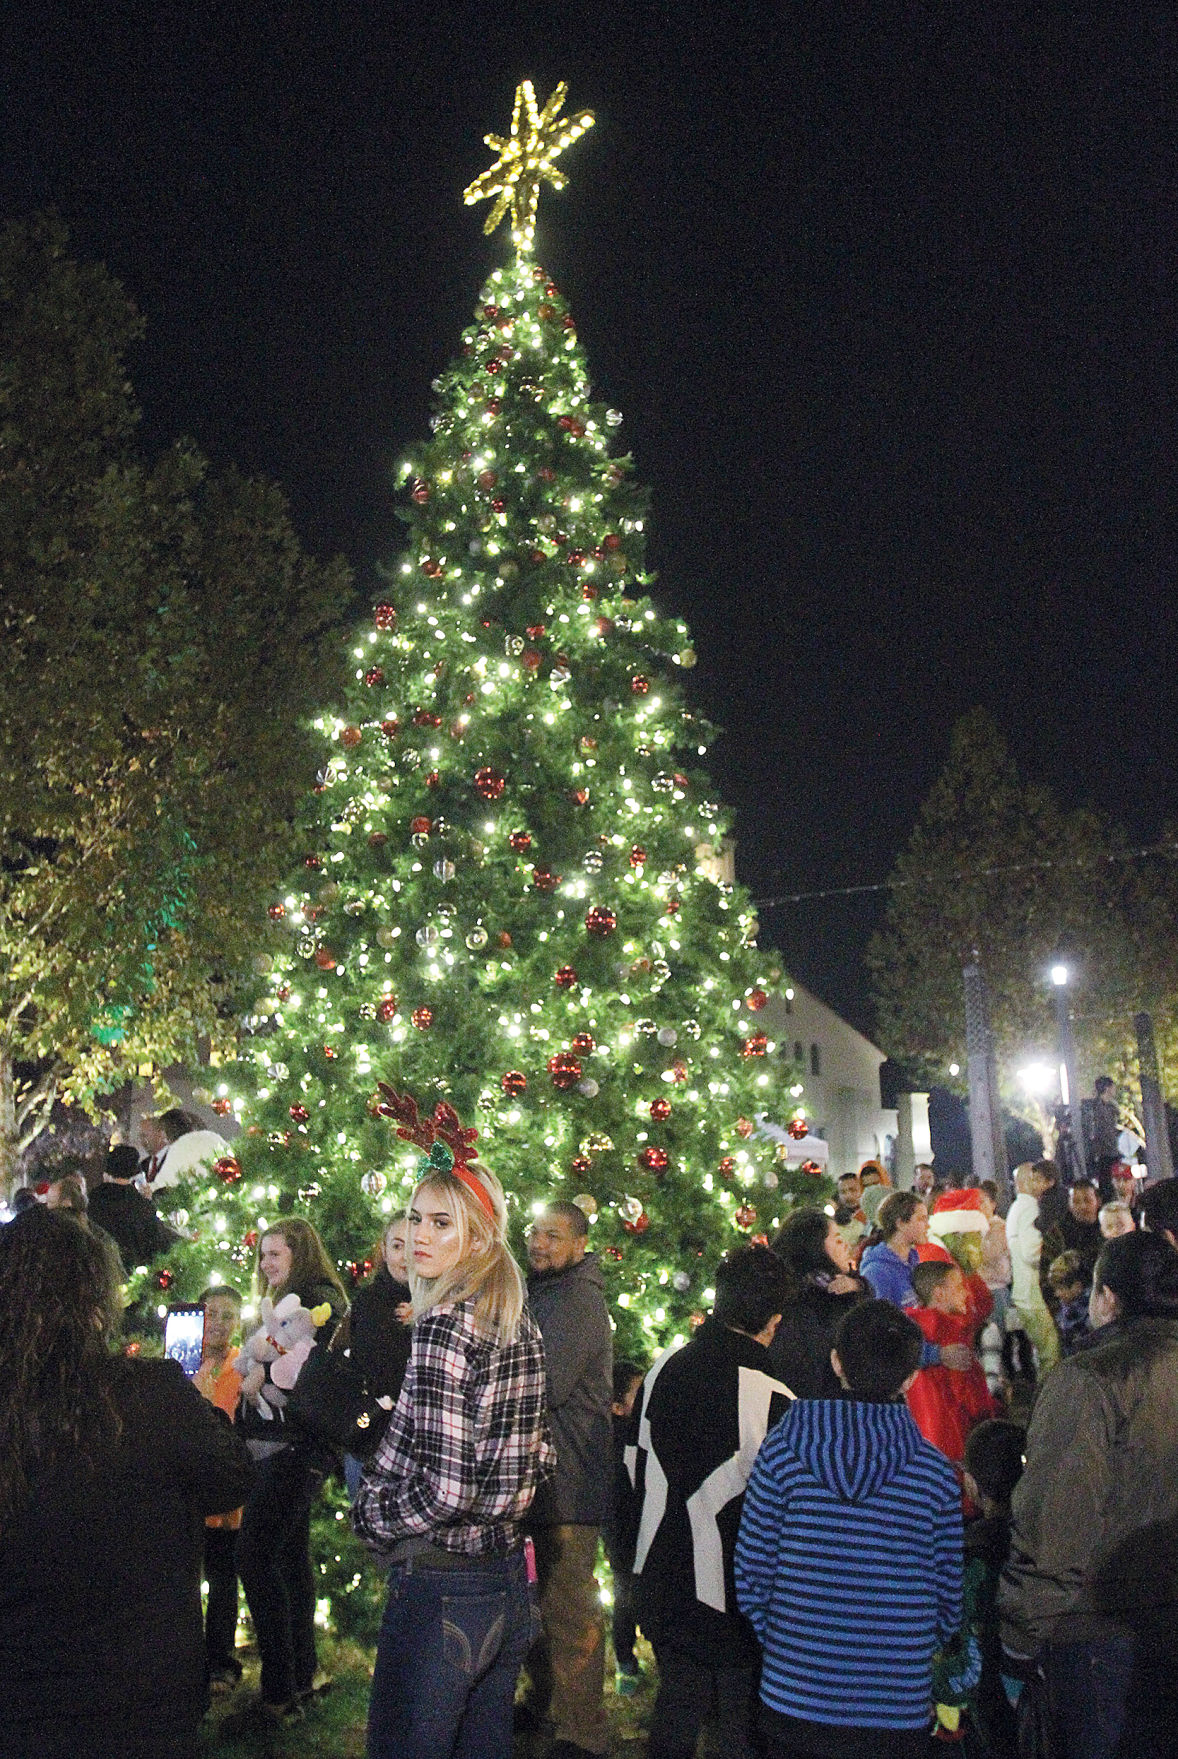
[907,1260,998,1466]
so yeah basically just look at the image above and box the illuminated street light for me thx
[1051,964,1069,987]
[948,1062,960,1078]
[1018,1061,1056,1098]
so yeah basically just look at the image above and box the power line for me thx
[753,839,1178,910]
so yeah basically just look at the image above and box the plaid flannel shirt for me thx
[353,1297,554,1558]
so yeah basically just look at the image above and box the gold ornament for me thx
[464,79,594,254]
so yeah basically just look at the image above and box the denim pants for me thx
[1041,1634,1159,1759]
[236,1449,320,1706]
[367,1548,538,1759]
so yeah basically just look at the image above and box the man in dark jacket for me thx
[631,1245,793,1759]
[87,1144,181,1272]
[522,1200,613,1759]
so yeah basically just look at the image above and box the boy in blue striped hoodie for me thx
[735,1299,963,1758]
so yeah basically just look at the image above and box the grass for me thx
[199,1631,658,1756]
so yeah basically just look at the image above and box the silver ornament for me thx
[672,1270,691,1292]
[358,1002,376,1020]
[763,1170,780,1190]
[582,849,604,874]
[577,1078,600,1098]
[635,1019,658,1036]
[297,1182,322,1203]
[621,1195,644,1222]
[267,1062,289,1081]
[410,832,430,850]
[605,408,623,426]
[297,938,316,959]
[433,858,456,881]
[416,924,440,947]
[360,1169,388,1198]
[652,772,674,793]
[651,961,672,983]
[466,926,490,950]
[681,1019,702,1039]
[505,634,524,656]
[656,1028,678,1048]
[550,665,572,686]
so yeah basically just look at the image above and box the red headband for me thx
[448,1160,497,1222]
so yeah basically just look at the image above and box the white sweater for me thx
[1005,1192,1046,1308]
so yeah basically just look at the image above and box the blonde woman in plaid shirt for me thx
[354,1137,554,1759]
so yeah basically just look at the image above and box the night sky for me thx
[6,4,1175,1034]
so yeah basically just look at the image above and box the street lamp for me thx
[1049,962,1086,1179]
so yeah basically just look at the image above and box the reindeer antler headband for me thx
[374,1085,495,1222]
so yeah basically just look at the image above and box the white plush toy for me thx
[238,1293,333,1419]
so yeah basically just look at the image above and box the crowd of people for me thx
[3,1120,1178,1759]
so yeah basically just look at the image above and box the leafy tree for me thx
[867,708,1165,1094]
[0,216,351,1186]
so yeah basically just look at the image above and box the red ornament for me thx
[508,829,533,852]
[421,558,443,579]
[323,1045,338,1060]
[377,996,397,1023]
[801,1159,823,1177]
[303,854,321,869]
[569,788,589,806]
[411,1007,434,1031]
[475,767,506,800]
[735,1203,757,1228]
[212,1097,232,1116]
[521,648,542,671]
[746,988,768,1012]
[484,357,501,375]
[156,1268,175,1290]
[581,582,598,601]
[787,1116,809,1140]
[538,302,556,321]
[276,984,292,1002]
[638,1146,670,1174]
[410,480,429,504]
[670,1060,689,1083]
[603,532,622,551]
[665,898,681,916]
[570,1155,592,1177]
[566,547,586,565]
[570,1032,596,1054]
[631,675,649,695]
[364,667,386,688]
[243,1229,258,1249]
[124,1340,142,1357]
[548,1052,582,1091]
[425,769,440,789]
[410,816,432,836]
[595,616,614,638]
[533,867,560,893]
[341,725,362,748]
[752,1233,770,1247]
[629,846,647,868]
[537,465,556,483]
[526,624,546,639]
[498,931,513,948]
[718,1155,735,1176]
[213,1156,244,1185]
[368,831,389,848]
[268,902,285,920]
[290,1103,310,1123]
[585,905,618,937]
[743,1033,769,1058]
[622,1213,650,1235]
[605,1245,624,1261]
[477,469,497,490]
[650,1098,671,1122]
[736,1117,754,1139]
[373,602,397,630]
[380,717,400,739]
[554,965,579,989]
[413,708,442,727]
[314,949,337,970]
[501,1071,528,1097]
[529,548,547,564]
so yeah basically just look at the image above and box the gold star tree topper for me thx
[464,80,594,255]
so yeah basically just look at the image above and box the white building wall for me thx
[759,981,898,1180]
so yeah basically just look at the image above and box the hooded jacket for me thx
[735,1397,962,1732]
[999,1315,1178,1651]
[526,1251,612,1525]
[629,1318,792,1664]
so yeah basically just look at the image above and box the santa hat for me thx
[927,1187,990,1239]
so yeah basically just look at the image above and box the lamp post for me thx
[1051,964,1086,1181]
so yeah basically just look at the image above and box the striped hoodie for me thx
[734,1397,963,1732]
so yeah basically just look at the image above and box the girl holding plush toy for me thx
[228,1218,347,1734]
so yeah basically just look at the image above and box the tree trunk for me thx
[0,1049,18,1199]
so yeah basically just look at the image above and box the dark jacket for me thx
[87,1180,180,1272]
[526,1252,612,1525]
[348,1266,412,1404]
[632,1318,792,1664]
[766,1276,868,1399]
[1000,1316,1178,1650]
[0,1357,253,1758]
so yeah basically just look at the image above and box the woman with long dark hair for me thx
[230,1217,348,1733]
[1000,1229,1178,1757]
[354,1121,553,1759]
[766,1205,868,1398]
[0,1207,252,1759]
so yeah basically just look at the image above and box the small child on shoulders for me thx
[1046,1250,1091,1355]
[907,1260,998,1468]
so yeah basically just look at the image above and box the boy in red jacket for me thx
[907,1260,998,1466]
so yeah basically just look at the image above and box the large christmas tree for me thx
[155,83,820,1360]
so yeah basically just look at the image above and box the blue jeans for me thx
[1042,1635,1137,1759]
[368,1549,539,1759]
